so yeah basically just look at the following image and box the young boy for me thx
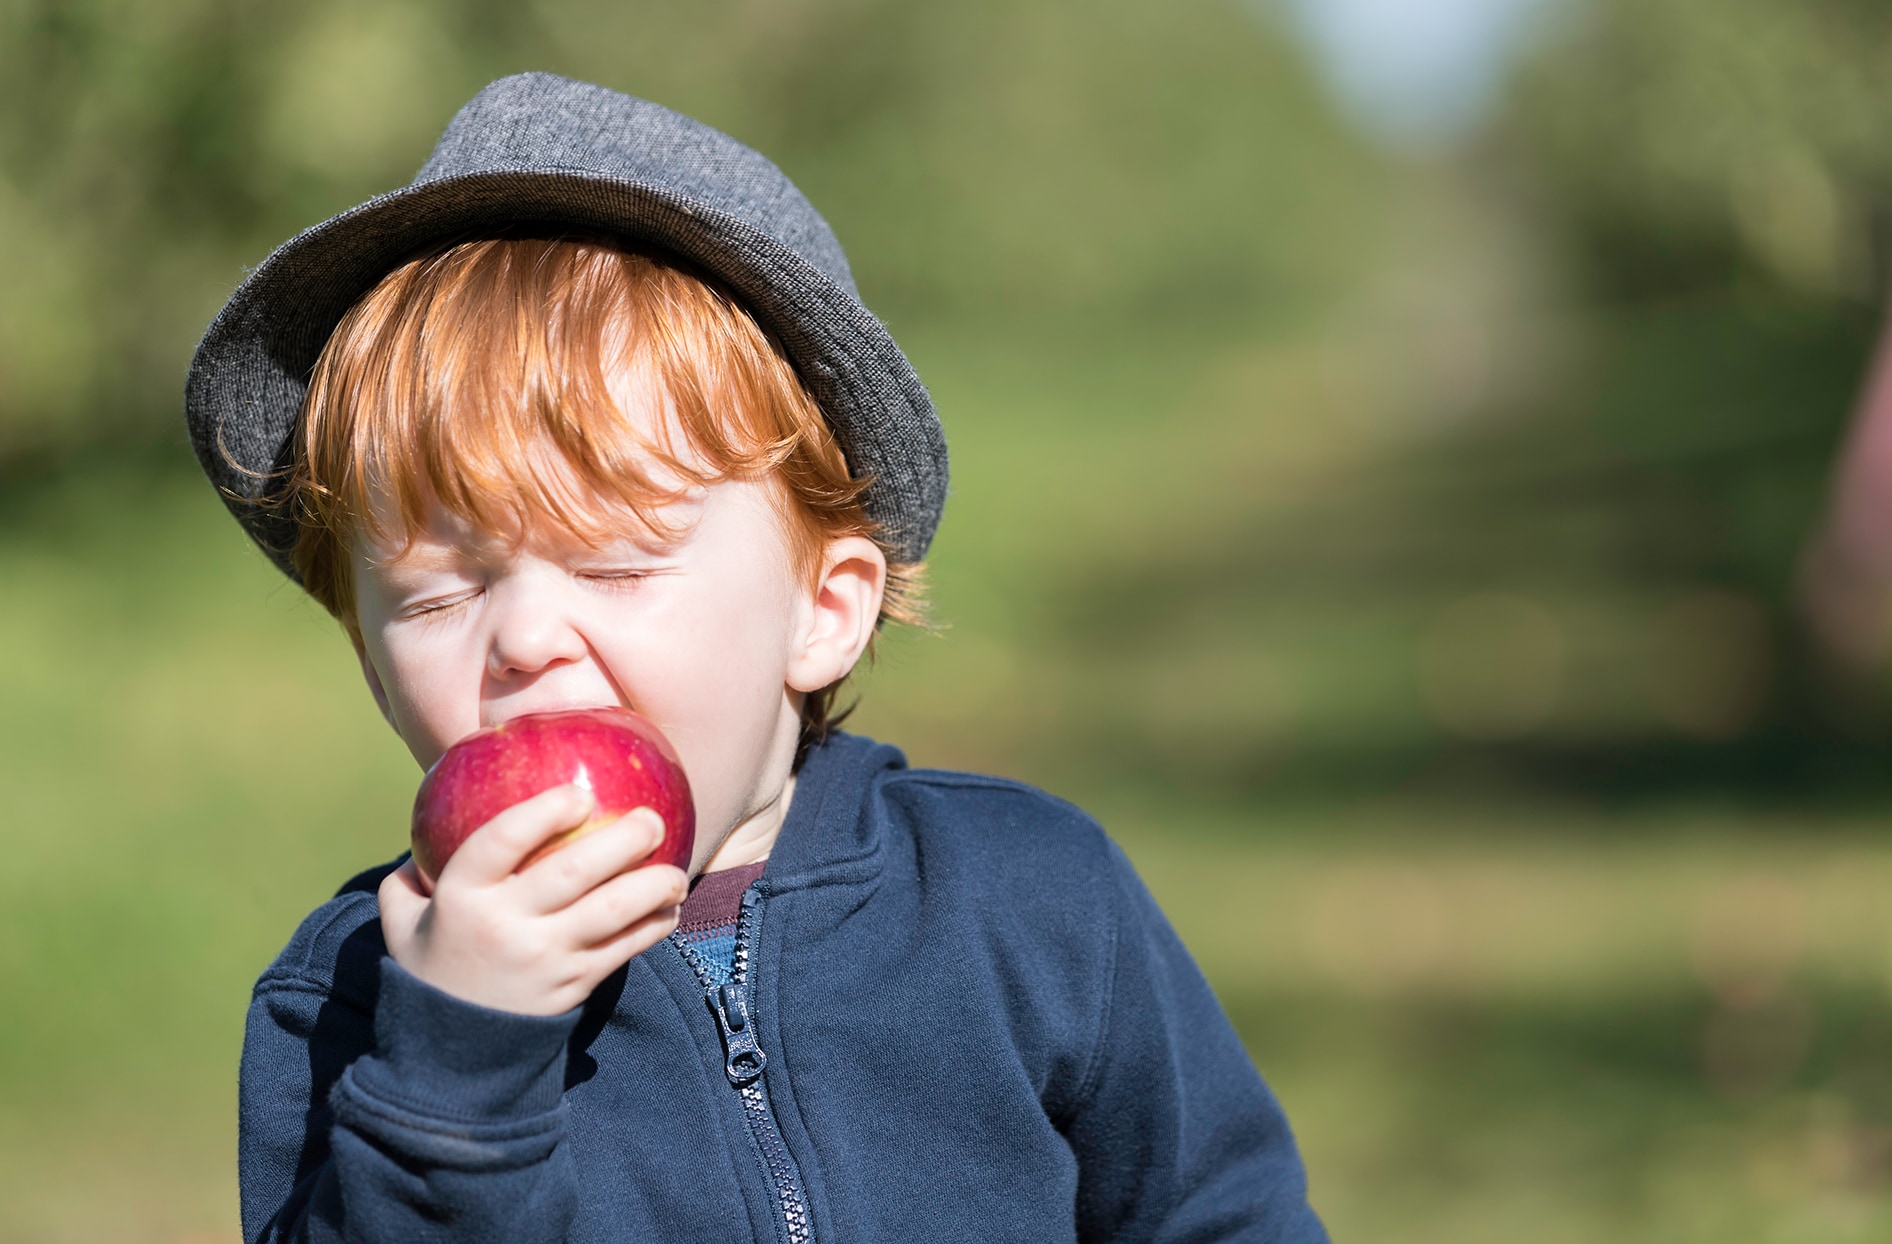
[188,74,1327,1243]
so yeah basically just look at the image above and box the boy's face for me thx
[349,451,875,875]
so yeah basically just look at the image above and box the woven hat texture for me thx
[185,72,946,574]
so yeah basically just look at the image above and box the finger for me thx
[540,902,684,1015]
[376,860,429,944]
[557,863,688,950]
[576,899,685,975]
[440,784,597,886]
[515,808,666,914]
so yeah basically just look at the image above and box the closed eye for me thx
[578,570,652,593]
[399,588,483,620]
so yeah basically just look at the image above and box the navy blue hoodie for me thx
[240,734,1327,1242]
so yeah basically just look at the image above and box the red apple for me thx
[410,707,695,886]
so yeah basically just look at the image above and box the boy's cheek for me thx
[353,641,401,734]
[359,634,474,767]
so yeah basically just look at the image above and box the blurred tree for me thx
[1492,0,1892,737]
[1501,0,1892,303]
[0,0,1383,458]
[998,0,1892,802]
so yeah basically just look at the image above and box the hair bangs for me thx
[316,242,760,560]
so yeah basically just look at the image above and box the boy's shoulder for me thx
[251,860,399,1009]
[790,737,1127,881]
[842,746,1139,925]
[809,732,1128,880]
[879,764,1110,855]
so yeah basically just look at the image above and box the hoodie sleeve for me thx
[1064,842,1329,1244]
[238,891,583,1244]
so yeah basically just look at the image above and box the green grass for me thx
[4,322,1891,1241]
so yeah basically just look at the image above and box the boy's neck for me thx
[701,774,795,874]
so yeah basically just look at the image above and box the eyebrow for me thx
[361,544,467,581]
[364,511,703,573]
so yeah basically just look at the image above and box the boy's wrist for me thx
[350,956,581,1122]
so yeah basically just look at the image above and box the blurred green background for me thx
[7,0,1892,1239]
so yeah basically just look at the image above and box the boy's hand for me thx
[377,785,687,1016]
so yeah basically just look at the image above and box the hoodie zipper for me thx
[672,888,814,1244]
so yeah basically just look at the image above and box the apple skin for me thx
[410,707,696,886]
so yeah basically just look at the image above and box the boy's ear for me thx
[349,630,400,732]
[787,537,887,695]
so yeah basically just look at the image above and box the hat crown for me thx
[415,73,858,296]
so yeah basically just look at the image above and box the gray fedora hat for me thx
[186,71,945,575]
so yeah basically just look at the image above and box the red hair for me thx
[285,235,922,735]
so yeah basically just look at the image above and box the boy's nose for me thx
[485,584,589,681]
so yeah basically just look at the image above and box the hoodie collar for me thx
[759,732,907,892]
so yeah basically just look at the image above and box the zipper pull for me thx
[708,983,766,1086]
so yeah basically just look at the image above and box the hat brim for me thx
[186,168,945,576]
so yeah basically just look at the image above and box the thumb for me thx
[376,859,429,947]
